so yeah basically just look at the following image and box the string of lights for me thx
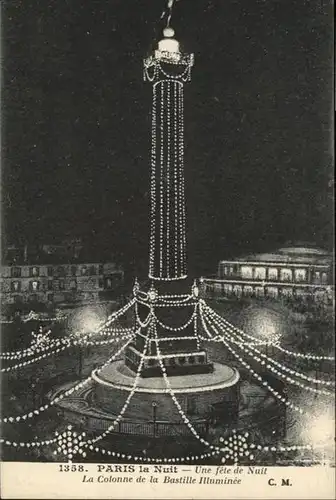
[152,317,223,455]
[0,336,134,424]
[85,334,149,445]
[202,307,333,397]
[202,306,335,388]
[1,345,69,373]
[202,301,335,361]
[199,303,305,415]
[152,304,197,332]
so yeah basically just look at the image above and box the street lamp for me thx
[152,402,158,438]
[69,306,106,379]
[302,410,335,465]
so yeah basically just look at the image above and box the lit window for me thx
[241,266,253,279]
[266,287,278,298]
[11,281,21,292]
[268,268,278,280]
[30,267,39,277]
[81,266,88,276]
[280,269,292,282]
[31,281,39,291]
[254,267,266,280]
[294,269,306,282]
[321,272,328,284]
[70,280,77,290]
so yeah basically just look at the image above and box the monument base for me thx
[92,360,240,422]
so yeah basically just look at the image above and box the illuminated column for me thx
[144,28,194,281]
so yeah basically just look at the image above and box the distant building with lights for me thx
[201,245,333,303]
[0,245,124,309]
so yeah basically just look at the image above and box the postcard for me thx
[1,0,334,499]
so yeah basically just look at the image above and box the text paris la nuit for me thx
[80,465,268,484]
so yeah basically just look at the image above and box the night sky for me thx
[2,0,333,278]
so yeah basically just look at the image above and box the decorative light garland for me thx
[202,305,335,388]
[1,345,69,373]
[86,333,149,445]
[202,301,334,362]
[199,303,305,415]
[153,303,197,332]
[0,336,134,424]
[152,318,223,457]
[166,80,171,276]
[202,307,331,397]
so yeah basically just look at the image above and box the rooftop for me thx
[220,244,333,267]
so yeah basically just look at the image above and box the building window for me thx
[71,265,77,276]
[321,272,328,284]
[98,264,103,275]
[105,277,113,289]
[266,287,278,298]
[30,294,37,302]
[47,280,53,290]
[294,269,306,282]
[47,266,53,277]
[243,285,253,296]
[89,265,96,276]
[254,267,266,280]
[81,266,88,276]
[241,266,253,279]
[57,266,65,277]
[280,268,292,282]
[281,287,293,297]
[30,281,40,291]
[70,279,77,290]
[29,267,39,277]
[268,268,278,280]
[98,278,104,289]
[11,267,21,278]
[233,285,242,297]
[314,271,321,282]
[59,280,65,290]
[47,293,54,302]
[255,286,264,297]
[11,281,21,292]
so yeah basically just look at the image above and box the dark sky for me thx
[2,0,333,277]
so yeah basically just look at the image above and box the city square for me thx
[1,0,334,472]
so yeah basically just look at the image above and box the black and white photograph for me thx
[1,0,334,498]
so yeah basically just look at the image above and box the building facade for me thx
[0,262,124,307]
[202,245,333,303]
